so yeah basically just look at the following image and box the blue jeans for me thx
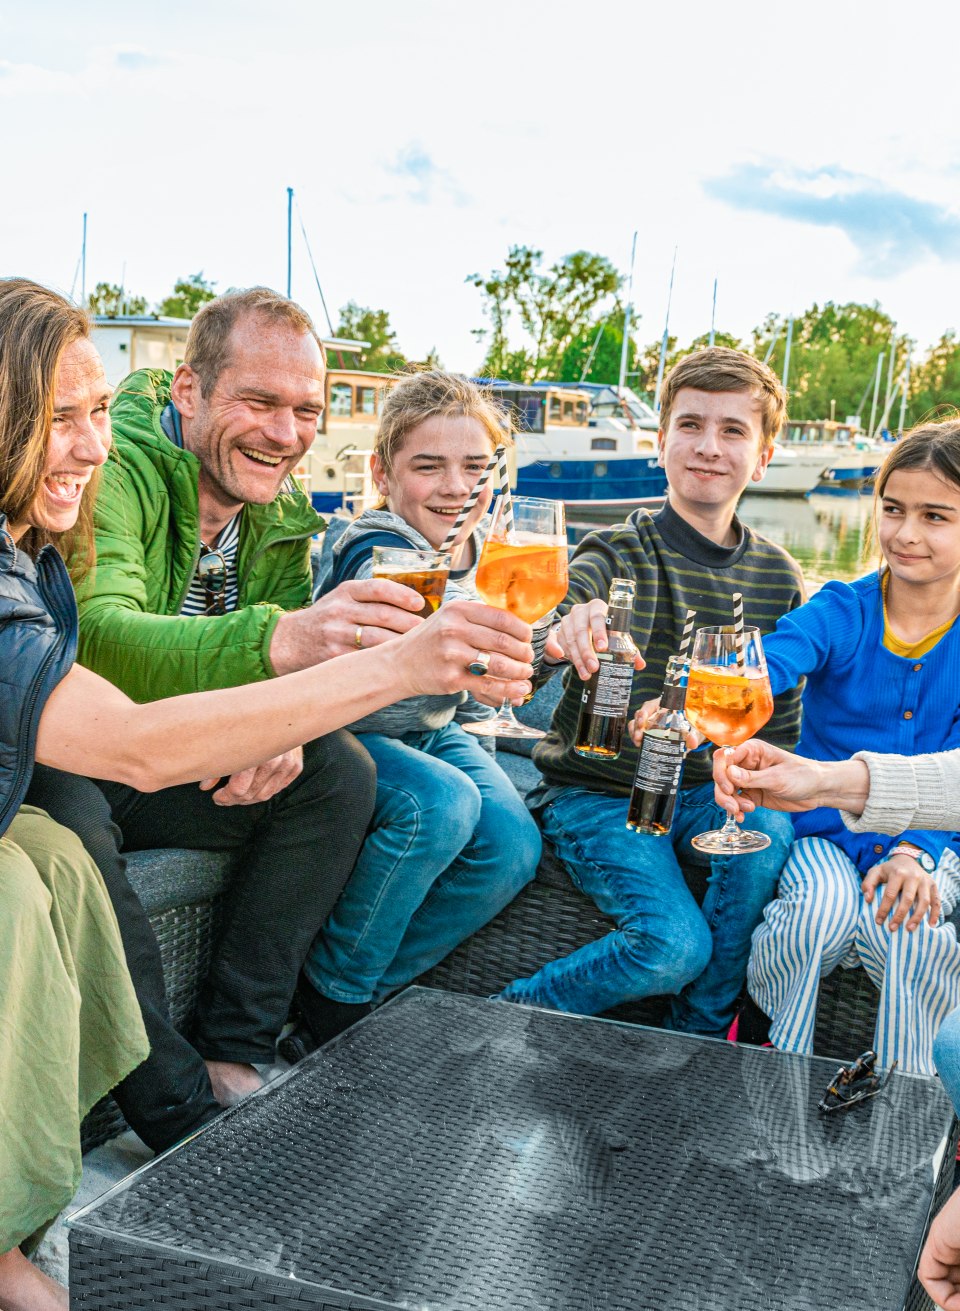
[499,782,793,1036]
[304,723,541,1004]
[934,1006,960,1114]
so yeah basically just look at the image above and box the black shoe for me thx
[294,974,372,1046]
[735,995,772,1047]
[277,1023,318,1065]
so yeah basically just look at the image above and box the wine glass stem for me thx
[494,698,521,725]
[718,747,742,842]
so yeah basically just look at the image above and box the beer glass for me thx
[465,495,568,740]
[371,546,451,618]
[684,625,774,853]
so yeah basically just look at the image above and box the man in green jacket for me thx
[28,287,427,1119]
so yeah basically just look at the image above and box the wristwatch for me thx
[890,841,936,873]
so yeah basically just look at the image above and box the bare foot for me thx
[0,1246,68,1311]
[204,1060,264,1107]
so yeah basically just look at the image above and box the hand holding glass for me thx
[684,625,774,853]
[465,495,568,739]
[370,546,450,618]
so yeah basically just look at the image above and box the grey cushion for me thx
[124,849,234,916]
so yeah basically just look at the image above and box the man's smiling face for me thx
[658,386,771,520]
[173,311,325,514]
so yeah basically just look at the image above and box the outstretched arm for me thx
[36,600,533,792]
[712,740,871,820]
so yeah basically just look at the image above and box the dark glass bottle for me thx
[626,656,691,835]
[574,579,640,760]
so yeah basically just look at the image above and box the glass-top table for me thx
[69,987,954,1310]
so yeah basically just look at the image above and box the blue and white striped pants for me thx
[747,836,960,1074]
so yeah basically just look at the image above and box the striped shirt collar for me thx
[651,499,749,568]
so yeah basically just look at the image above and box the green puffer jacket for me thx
[76,369,325,703]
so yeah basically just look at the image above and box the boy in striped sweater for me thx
[499,348,804,1037]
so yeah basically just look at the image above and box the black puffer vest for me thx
[0,515,77,838]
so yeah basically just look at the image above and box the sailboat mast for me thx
[782,316,794,393]
[286,187,293,297]
[709,277,717,348]
[897,356,911,436]
[883,334,897,421]
[81,212,87,306]
[618,230,637,393]
[868,353,885,439]
[654,246,678,411]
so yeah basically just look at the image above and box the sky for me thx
[3,0,960,378]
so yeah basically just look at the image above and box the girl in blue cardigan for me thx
[748,420,960,1073]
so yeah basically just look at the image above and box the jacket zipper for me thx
[0,551,74,834]
[239,528,318,595]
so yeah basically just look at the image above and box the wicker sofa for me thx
[80,675,911,1152]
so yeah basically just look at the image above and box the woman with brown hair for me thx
[0,280,534,1311]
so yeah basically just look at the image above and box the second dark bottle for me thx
[574,578,640,760]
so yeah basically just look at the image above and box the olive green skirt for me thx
[0,805,149,1253]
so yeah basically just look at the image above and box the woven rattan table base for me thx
[70,989,955,1310]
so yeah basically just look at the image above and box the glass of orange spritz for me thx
[684,624,775,853]
[464,494,568,740]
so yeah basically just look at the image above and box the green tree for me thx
[334,302,407,372]
[637,334,679,396]
[906,333,960,425]
[87,282,147,317]
[755,302,904,426]
[469,246,621,381]
[157,272,217,318]
[559,309,642,386]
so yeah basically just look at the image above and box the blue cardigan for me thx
[764,572,960,872]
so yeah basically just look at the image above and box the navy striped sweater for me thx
[533,501,806,796]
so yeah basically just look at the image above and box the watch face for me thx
[898,845,935,871]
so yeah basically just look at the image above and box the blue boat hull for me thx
[312,456,668,518]
[819,462,880,488]
[311,491,351,515]
[516,456,667,509]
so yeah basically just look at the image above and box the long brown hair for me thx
[0,278,97,567]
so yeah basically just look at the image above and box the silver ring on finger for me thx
[355,625,364,650]
[467,650,492,677]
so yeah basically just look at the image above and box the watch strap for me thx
[890,842,936,872]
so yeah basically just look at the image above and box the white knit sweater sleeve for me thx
[840,749,960,835]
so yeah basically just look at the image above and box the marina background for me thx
[570,490,873,591]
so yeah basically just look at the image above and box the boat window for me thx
[549,463,563,478]
[329,383,353,418]
[591,437,616,451]
[356,386,377,416]
[562,400,575,420]
[593,463,608,478]
[549,396,563,420]
[576,402,588,423]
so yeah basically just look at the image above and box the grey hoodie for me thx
[331,509,495,737]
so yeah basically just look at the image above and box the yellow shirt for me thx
[882,571,957,657]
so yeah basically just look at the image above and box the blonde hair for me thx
[0,277,97,569]
[660,346,787,450]
[372,371,513,509]
[185,287,325,396]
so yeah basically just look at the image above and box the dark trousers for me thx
[26,729,375,1152]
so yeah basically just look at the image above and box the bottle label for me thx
[582,657,634,717]
[633,729,685,795]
